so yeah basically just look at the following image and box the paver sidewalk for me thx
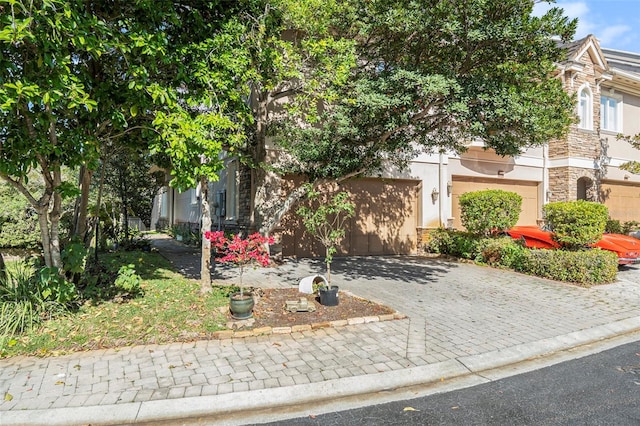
[2,234,640,425]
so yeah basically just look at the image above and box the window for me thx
[600,95,622,132]
[190,184,199,205]
[578,85,593,130]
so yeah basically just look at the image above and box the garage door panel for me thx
[281,178,418,257]
[601,181,640,222]
[452,177,540,229]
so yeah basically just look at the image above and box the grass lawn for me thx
[1,251,233,358]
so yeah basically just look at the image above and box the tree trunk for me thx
[94,159,107,261]
[325,246,332,285]
[49,172,63,269]
[249,93,269,233]
[199,176,212,294]
[1,172,61,268]
[74,165,93,245]
[0,251,5,280]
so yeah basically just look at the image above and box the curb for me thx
[5,316,640,426]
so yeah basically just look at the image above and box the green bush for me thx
[0,262,76,345]
[478,237,528,270]
[430,228,617,285]
[623,221,640,234]
[604,219,640,235]
[605,219,623,234]
[0,184,41,249]
[114,264,143,296]
[517,248,617,286]
[427,228,483,259]
[543,201,608,248]
[459,190,522,236]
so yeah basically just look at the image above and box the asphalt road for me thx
[255,339,640,425]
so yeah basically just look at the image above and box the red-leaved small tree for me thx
[205,231,274,296]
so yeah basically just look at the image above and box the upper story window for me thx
[600,94,622,132]
[577,84,593,130]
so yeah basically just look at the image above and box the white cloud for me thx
[597,24,632,47]
[559,2,596,37]
[533,1,594,37]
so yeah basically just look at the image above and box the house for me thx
[152,35,640,257]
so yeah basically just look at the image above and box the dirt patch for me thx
[243,288,397,328]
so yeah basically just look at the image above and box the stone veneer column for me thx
[548,47,603,203]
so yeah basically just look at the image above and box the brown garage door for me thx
[452,177,540,229]
[281,178,419,257]
[601,181,640,222]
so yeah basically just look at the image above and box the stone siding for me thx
[549,47,604,202]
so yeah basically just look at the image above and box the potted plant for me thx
[297,187,355,306]
[205,231,273,319]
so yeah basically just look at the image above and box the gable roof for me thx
[558,34,608,70]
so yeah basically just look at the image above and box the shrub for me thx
[80,257,145,302]
[427,228,483,259]
[517,248,617,286]
[604,219,639,235]
[114,264,143,296]
[623,221,640,235]
[0,262,76,345]
[478,238,528,270]
[459,190,522,236]
[605,219,623,234]
[543,201,608,248]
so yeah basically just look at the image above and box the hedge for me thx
[427,229,618,286]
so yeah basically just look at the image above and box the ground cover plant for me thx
[0,248,396,358]
[0,252,232,358]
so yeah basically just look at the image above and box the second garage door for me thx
[451,177,541,229]
[601,181,640,223]
[280,178,419,257]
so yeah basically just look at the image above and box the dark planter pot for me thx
[318,286,339,306]
[229,292,254,319]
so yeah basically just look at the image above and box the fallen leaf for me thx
[4,393,13,401]
[403,407,419,412]
[55,381,65,385]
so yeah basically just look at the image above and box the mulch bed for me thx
[247,287,397,328]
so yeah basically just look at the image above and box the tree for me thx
[239,0,577,236]
[0,1,245,290]
[297,188,355,284]
[618,134,640,174]
[100,146,165,239]
[226,0,357,235]
[0,0,106,267]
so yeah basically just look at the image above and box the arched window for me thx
[578,85,593,130]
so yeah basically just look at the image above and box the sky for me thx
[533,1,640,53]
